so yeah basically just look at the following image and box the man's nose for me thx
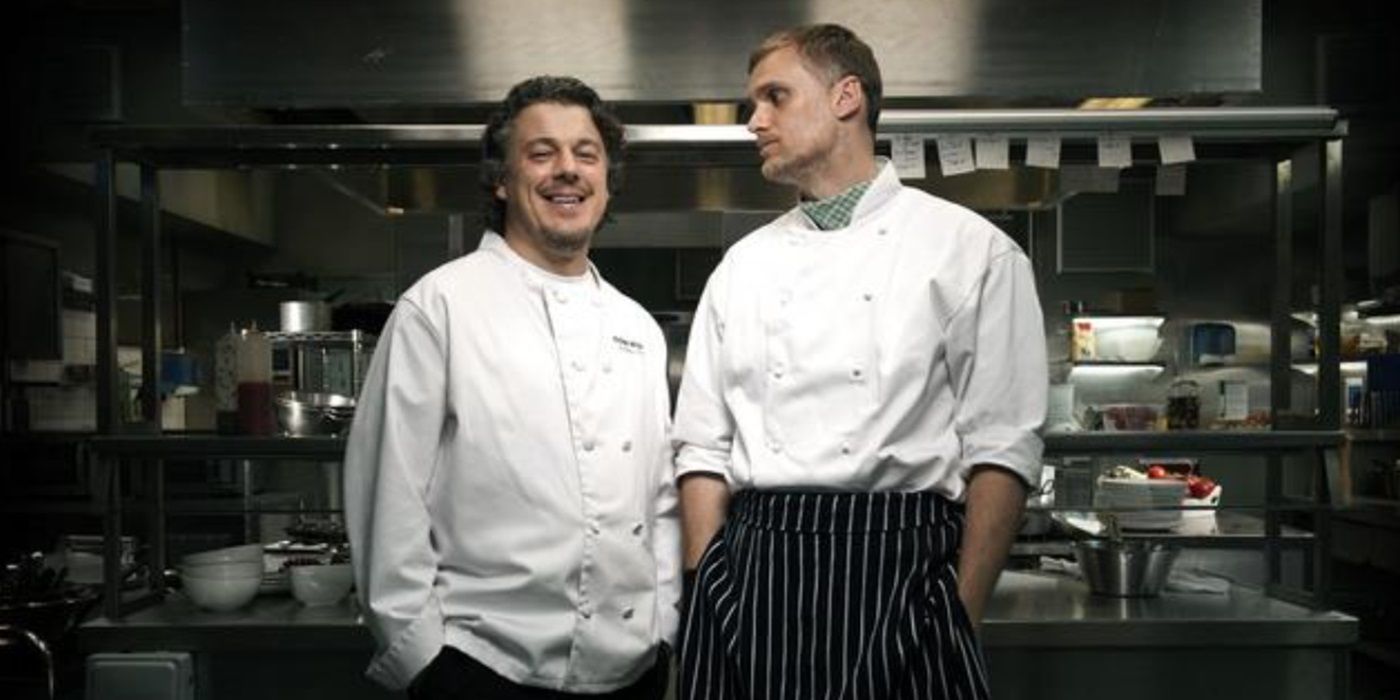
[747,105,767,133]
[553,151,579,179]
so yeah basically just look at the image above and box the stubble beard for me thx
[538,224,593,257]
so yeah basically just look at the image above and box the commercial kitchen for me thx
[2,1,1399,698]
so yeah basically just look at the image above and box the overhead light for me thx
[1079,97,1153,110]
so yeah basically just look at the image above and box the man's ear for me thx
[831,75,863,122]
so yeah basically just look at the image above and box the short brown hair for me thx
[748,24,883,135]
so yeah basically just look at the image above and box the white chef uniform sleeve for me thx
[343,299,448,690]
[945,247,1048,489]
[672,266,735,483]
[649,330,683,645]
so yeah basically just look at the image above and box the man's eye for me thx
[767,89,785,105]
[528,150,552,161]
[577,150,600,163]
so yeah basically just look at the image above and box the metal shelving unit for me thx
[83,107,1349,624]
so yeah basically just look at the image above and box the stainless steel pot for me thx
[280,301,331,332]
[1073,539,1179,597]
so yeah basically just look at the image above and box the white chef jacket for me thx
[673,161,1047,500]
[343,232,681,692]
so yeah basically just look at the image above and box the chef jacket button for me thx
[878,228,888,236]
[863,292,873,301]
[583,440,596,452]
[622,607,635,620]
[768,440,782,453]
[840,442,852,455]
[621,440,633,452]
[771,367,784,380]
[632,522,644,535]
[590,522,601,535]
[591,296,602,307]
[553,290,567,303]
[602,363,612,374]
[850,367,864,380]
[572,360,585,372]
[580,608,592,619]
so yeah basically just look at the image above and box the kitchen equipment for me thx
[1099,403,1159,431]
[236,325,275,435]
[1191,322,1236,365]
[1094,324,1162,362]
[1166,379,1201,430]
[288,562,353,607]
[279,300,331,333]
[214,325,240,433]
[179,571,261,612]
[1073,539,1180,597]
[86,652,194,700]
[1094,476,1187,530]
[274,392,355,437]
[180,544,263,566]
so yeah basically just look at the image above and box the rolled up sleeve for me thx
[945,249,1048,490]
[343,299,448,690]
[672,269,735,483]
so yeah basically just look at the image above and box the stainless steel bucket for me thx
[279,301,330,332]
[1073,539,1180,597]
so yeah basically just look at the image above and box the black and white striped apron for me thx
[679,490,990,700]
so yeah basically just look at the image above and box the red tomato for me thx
[1189,477,1217,499]
[1147,466,1168,480]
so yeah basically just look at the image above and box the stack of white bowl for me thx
[179,544,264,612]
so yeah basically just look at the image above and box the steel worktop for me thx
[77,570,1357,653]
[76,571,1357,699]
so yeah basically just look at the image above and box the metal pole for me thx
[95,153,119,433]
[1317,140,1343,429]
[140,164,162,429]
[1272,159,1293,425]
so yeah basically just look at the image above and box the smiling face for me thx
[495,102,610,271]
[746,45,843,189]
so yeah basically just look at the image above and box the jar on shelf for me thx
[236,324,275,435]
[1167,378,1201,430]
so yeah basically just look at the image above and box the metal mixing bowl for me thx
[1073,539,1180,597]
[275,392,355,436]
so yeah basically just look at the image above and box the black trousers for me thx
[680,490,990,700]
[409,646,669,700]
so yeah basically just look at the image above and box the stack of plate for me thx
[1093,478,1187,531]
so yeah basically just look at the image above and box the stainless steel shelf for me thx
[1045,430,1344,454]
[89,434,346,460]
[89,107,1343,167]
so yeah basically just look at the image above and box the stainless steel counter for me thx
[983,571,1355,647]
[78,571,1355,653]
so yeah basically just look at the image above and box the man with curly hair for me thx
[346,75,679,700]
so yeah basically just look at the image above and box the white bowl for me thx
[181,543,264,566]
[289,563,353,607]
[179,560,264,580]
[182,572,262,612]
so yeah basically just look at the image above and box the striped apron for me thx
[679,490,990,700]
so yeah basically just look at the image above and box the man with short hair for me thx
[345,75,679,700]
[674,24,1047,699]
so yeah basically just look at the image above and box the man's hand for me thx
[956,465,1027,629]
[679,474,730,570]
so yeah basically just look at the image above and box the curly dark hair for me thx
[480,76,626,234]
